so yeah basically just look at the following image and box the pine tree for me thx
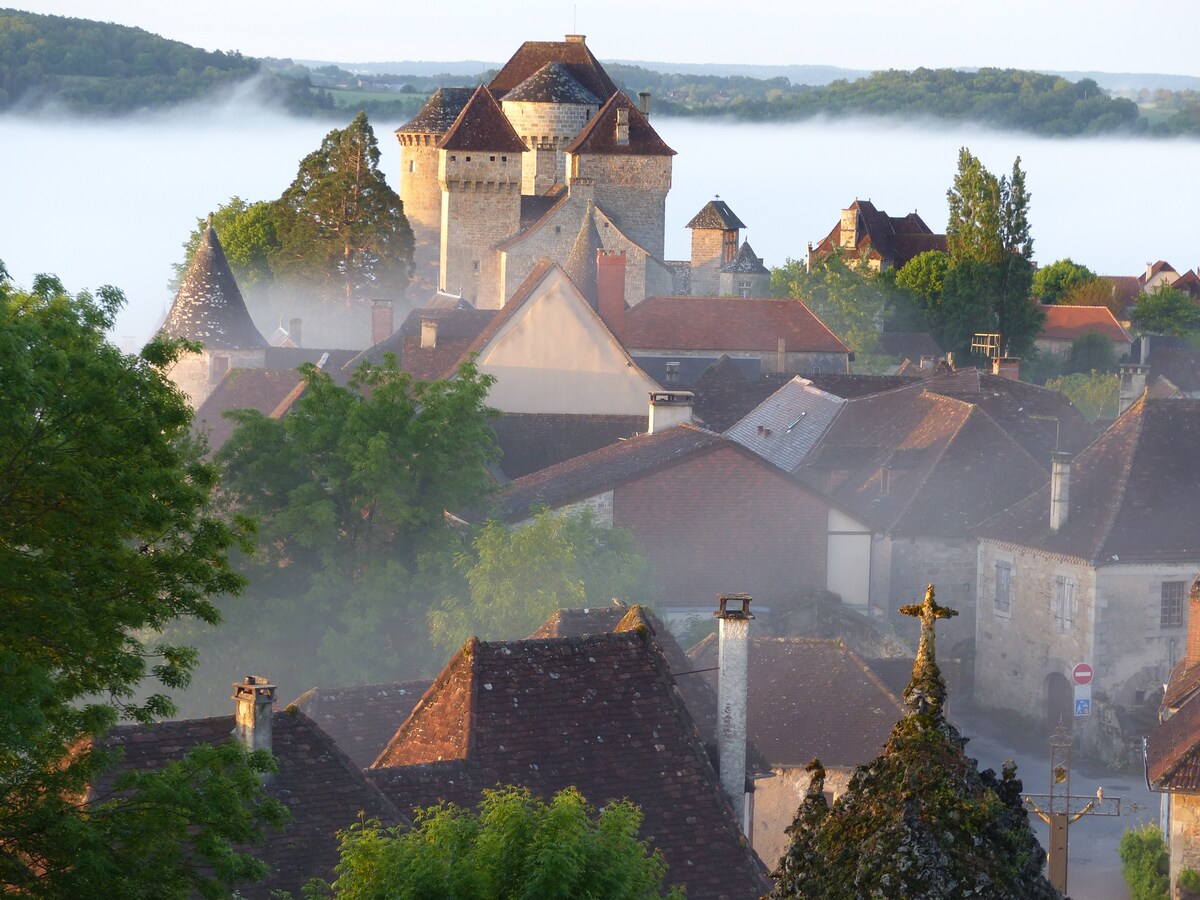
[771,585,1061,899]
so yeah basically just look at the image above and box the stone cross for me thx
[899,584,957,651]
[898,584,957,715]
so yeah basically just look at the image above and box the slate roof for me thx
[350,305,497,382]
[1039,305,1132,344]
[502,61,599,105]
[724,377,846,473]
[565,90,676,157]
[622,296,851,355]
[437,84,528,153]
[1148,694,1200,791]
[1174,269,1200,298]
[879,331,943,361]
[369,630,770,898]
[162,225,268,350]
[520,191,565,230]
[795,383,1049,536]
[977,398,1200,564]
[689,635,904,768]
[1148,345,1200,394]
[811,200,947,270]
[193,368,307,454]
[805,373,925,398]
[490,411,645,480]
[93,710,403,898]
[688,199,746,231]
[564,203,603,304]
[1099,274,1142,310]
[395,86,474,135]
[488,38,618,102]
[721,240,769,274]
[490,423,725,521]
[290,680,434,769]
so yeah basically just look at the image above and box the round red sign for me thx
[1073,663,1094,685]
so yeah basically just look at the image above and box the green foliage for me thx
[0,268,278,896]
[939,150,1042,359]
[170,197,282,295]
[1045,371,1120,422]
[771,586,1058,899]
[1180,867,1200,891]
[273,111,414,304]
[319,786,685,899]
[771,253,894,355]
[174,356,499,709]
[1033,258,1097,304]
[1064,333,1119,375]
[1131,285,1200,337]
[1119,825,1169,900]
[1060,277,1126,317]
[430,508,650,652]
[0,8,258,113]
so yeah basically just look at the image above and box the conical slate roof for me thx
[395,87,474,135]
[162,225,266,350]
[687,198,746,230]
[721,240,769,274]
[564,204,602,305]
[504,62,599,105]
[437,85,528,153]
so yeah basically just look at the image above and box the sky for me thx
[12,0,1200,77]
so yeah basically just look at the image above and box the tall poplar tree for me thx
[273,111,414,304]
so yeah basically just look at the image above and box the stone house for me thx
[91,678,404,898]
[1147,581,1200,894]
[1034,304,1133,359]
[806,198,946,272]
[488,421,848,616]
[975,398,1200,758]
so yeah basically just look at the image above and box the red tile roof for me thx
[622,295,851,355]
[193,368,306,454]
[488,38,618,102]
[369,630,769,898]
[977,398,1200,563]
[1039,305,1132,343]
[810,200,946,270]
[348,306,497,382]
[689,635,904,768]
[1148,696,1200,791]
[290,680,433,769]
[93,710,403,898]
[564,90,676,157]
[437,84,528,153]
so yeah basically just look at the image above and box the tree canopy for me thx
[319,786,685,899]
[771,585,1059,899]
[1033,258,1097,304]
[0,267,283,896]
[1130,284,1200,337]
[771,253,892,357]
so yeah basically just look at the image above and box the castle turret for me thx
[161,220,267,408]
[437,85,528,309]
[565,91,675,261]
[396,87,473,295]
[719,240,771,298]
[501,62,601,196]
[687,198,745,296]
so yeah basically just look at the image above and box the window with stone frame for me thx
[1053,575,1076,632]
[1161,581,1186,628]
[994,561,1012,617]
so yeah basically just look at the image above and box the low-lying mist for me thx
[2,98,1198,346]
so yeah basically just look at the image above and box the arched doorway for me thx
[1044,672,1073,732]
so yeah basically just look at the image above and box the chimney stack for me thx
[420,316,439,349]
[371,300,394,346]
[992,357,1021,380]
[1186,579,1200,670]
[638,91,651,116]
[648,390,693,433]
[1050,452,1071,533]
[1119,363,1149,414]
[714,593,752,832]
[232,675,275,754]
[288,317,302,348]
[596,250,626,337]
[615,107,630,146]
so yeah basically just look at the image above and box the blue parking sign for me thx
[1075,698,1091,717]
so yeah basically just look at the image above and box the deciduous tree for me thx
[1033,258,1097,304]
[321,786,685,899]
[771,253,888,356]
[0,267,282,897]
[1130,284,1200,337]
[170,196,281,296]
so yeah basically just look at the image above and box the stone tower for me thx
[396,87,474,296]
[687,198,745,296]
[437,85,528,309]
[565,91,675,261]
[160,220,267,408]
[719,241,771,298]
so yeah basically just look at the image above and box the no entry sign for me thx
[1073,663,1094,686]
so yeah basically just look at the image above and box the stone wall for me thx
[570,154,671,260]
[167,346,266,410]
[397,136,442,294]
[439,151,522,309]
[503,100,598,195]
[752,765,855,870]
[887,535,979,652]
[689,229,725,296]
